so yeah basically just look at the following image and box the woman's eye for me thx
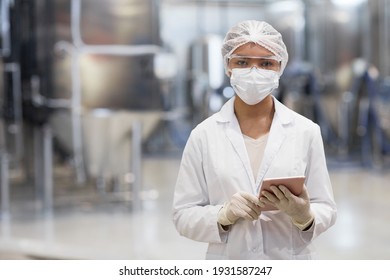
[261,60,274,67]
[236,59,248,66]
[259,59,280,70]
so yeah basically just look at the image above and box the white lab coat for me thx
[172,96,337,259]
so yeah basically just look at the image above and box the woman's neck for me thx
[234,95,275,139]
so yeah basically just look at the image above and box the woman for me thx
[172,20,337,259]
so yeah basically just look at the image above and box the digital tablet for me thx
[259,176,306,211]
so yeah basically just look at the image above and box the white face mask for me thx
[230,67,279,105]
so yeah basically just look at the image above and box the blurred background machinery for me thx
[0,0,390,218]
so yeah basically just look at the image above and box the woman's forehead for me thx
[233,42,275,57]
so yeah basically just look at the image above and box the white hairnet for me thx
[221,20,289,76]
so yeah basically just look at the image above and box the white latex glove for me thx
[260,184,314,230]
[218,192,264,226]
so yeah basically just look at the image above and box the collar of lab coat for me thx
[216,95,294,126]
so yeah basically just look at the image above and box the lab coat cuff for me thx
[218,223,231,232]
[292,214,314,231]
[217,203,234,226]
[216,204,230,242]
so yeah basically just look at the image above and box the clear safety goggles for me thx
[228,54,281,72]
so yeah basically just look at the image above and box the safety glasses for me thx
[228,55,281,72]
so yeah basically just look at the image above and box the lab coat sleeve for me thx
[301,125,337,241]
[172,129,227,243]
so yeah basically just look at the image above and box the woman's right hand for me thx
[217,192,264,226]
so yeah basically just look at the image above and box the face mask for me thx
[230,67,279,105]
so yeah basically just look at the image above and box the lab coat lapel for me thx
[218,98,255,188]
[225,116,255,187]
[255,97,292,191]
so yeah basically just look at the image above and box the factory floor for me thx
[1,155,390,260]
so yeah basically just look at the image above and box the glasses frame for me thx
[227,54,281,72]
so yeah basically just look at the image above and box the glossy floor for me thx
[1,156,390,260]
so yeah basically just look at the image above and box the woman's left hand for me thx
[260,185,314,227]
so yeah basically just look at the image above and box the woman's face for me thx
[227,43,281,75]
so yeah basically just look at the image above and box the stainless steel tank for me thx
[32,0,166,186]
